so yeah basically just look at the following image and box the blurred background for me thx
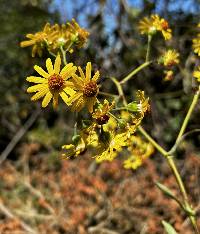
[0,0,200,233]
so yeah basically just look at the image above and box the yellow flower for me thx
[139,14,172,40]
[95,132,128,162]
[20,23,56,57]
[68,62,100,113]
[124,135,154,170]
[92,100,115,125]
[192,37,200,56]
[26,54,77,108]
[192,24,200,56]
[136,90,150,116]
[62,137,86,159]
[193,66,200,82]
[138,16,156,35]
[152,14,172,40]
[48,24,73,52]
[159,50,179,67]
[67,19,90,48]
[163,70,174,81]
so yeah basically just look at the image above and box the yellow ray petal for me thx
[60,63,73,76]
[54,54,61,74]
[61,65,77,80]
[72,74,84,87]
[63,87,76,96]
[42,92,53,108]
[20,40,34,47]
[71,96,85,112]
[59,91,71,105]
[86,62,91,81]
[31,88,49,101]
[34,65,49,78]
[92,71,100,82]
[26,76,47,83]
[78,66,85,80]
[86,97,96,113]
[67,92,82,105]
[27,84,48,93]
[46,58,54,75]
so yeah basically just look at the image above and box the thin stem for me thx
[60,46,67,65]
[138,126,168,156]
[111,77,127,105]
[170,129,200,155]
[170,87,200,154]
[108,111,119,121]
[145,34,152,62]
[99,91,118,98]
[138,126,199,234]
[120,61,152,85]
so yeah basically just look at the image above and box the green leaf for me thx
[126,102,138,112]
[162,220,178,234]
[156,182,176,200]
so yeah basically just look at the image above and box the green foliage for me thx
[162,220,178,234]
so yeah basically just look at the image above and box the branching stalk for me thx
[120,61,152,84]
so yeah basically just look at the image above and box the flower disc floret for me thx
[83,81,98,97]
[48,74,64,91]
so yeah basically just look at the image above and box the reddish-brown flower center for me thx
[161,20,169,30]
[48,74,64,91]
[96,114,110,125]
[83,81,98,97]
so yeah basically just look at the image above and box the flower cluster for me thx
[158,49,180,81]
[62,90,150,168]
[23,18,153,170]
[139,14,172,40]
[20,19,89,57]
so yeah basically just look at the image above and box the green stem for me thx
[99,91,118,98]
[169,86,200,154]
[60,46,67,65]
[145,34,152,62]
[138,126,167,156]
[111,77,127,105]
[120,61,152,85]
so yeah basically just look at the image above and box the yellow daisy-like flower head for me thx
[92,100,115,125]
[95,132,128,163]
[69,62,100,113]
[136,90,150,116]
[159,49,180,67]
[20,23,56,57]
[67,19,90,48]
[123,135,154,170]
[27,54,77,108]
[139,15,172,40]
[138,16,157,35]
[152,14,172,40]
[193,66,200,83]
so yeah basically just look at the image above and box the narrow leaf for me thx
[156,182,176,199]
[162,220,178,234]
